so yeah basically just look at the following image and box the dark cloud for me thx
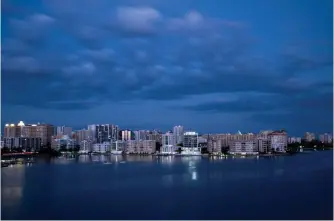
[183,88,333,134]
[184,87,333,113]
[2,1,332,118]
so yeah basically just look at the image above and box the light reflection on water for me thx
[1,151,333,220]
[1,165,25,208]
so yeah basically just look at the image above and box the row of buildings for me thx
[304,132,333,143]
[207,130,287,154]
[51,139,157,154]
[1,121,332,155]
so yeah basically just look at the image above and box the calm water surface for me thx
[2,151,333,220]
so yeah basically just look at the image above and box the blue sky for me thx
[2,0,333,135]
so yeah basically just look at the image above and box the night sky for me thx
[2,0,333,135]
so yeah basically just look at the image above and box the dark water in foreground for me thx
[2,151,333,220]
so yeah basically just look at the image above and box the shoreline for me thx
[1,147,332,159]
[1,149,332,167]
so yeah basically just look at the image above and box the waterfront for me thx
[1,151,333,220]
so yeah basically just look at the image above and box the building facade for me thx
[182,131,201,154]
[4,121,54,147]
[125,140,156,154]
[92,142,111,153]
[2,137,42,151]
[111,140,126,152]
[161,131,176,154]
[229,140,258,155]
[121,130,132,141]
[56,126,73,136]
[79,140,93,153]
[173,125,184,145]
[134,130,150,141]
[269,130,288,152]
[75,129,90,143]
[51,135,77,151]
[208,132,257,148]
[147,130,162,143]
[94,124,119,143]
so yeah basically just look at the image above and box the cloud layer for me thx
[2,0,333,134]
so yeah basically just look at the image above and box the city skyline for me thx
[2,120,332,138]
[2,0,333,136]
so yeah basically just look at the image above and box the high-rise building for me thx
[79,140,93,153]
[183,131,201,154]
[4,123,21,137]
[87,124,97,142]
[173,125,184,145]
[269,130,288,152]
[161,131,176,153]
[57,126,72,136]
[147,130,162,143]
[133,130,151,141]
[121,130,132,141]
[89,124,119,143]
[75,129,90,143]
[4,121,54,147]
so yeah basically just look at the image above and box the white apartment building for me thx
[229,140,258,155]
[161,131,177,154]
[269,131,288,152]
[182,131,201,155]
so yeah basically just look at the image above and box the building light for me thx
[5,124,9,127]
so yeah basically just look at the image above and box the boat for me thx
[111,150,122,155]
